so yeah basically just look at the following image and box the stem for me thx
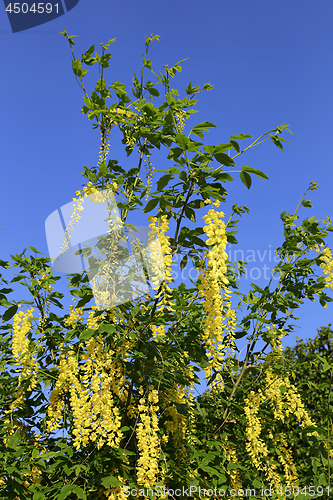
[212,128,283,175]
[171,179,195,254]
[121,138,148,223]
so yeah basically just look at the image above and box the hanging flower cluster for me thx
[47,333,125,451]
[11,307,39,394]
[316,244,333,291]
[270,432,298,487]
[243,363,319,490]
[147,214,175,313]
[221,436,243,492]
[197,200,237,389]
[60,179,107,256]
[174,109,186,132]
[136,386,161,487]
[64,303,85,328]
[97,127,110,167]
[109,106,140,149]
[161,383,193,468]
[59,195,85,255]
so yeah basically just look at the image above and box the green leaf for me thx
[230,133,253,140]
[203,145,216,154]
[203,83,214,91]
[72,59,88,77]
[229,140,240,153]
[148,87,160,97]
[270,134,284,151]
[157,175,172,191]
[33,493,45,500]
[72,486,87,499]
[322,361,332,372]
[101,476,123,488]
[227,462,238,470]
[143,198,159,213]
[214,153,235,166]
[240,171,252,189]
[184,206,196,222]
[131,305,140,317]
[190,121,216,139]
[175,133,190,150]
[180,254,188,270]
[301,199,312,208]
[7,429,21,449]
[186,82,201,95]
[242,165,268,180]
[98,324,116,335]
[3,304,18,322]
[83,44,95,62]
[58,485,75,500]
[79,329,95,341]
[276,123,292,134]
[167,147,183,161]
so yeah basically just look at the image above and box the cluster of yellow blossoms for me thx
[243,343,318,491]
[314,243,333,291]
[47,330,125,451]
[174,109,186,133]
[60,194,85,255]
[98,127,110,167]
[136,386,160,487]
[147,214,175,313]
[64,303,84,328]
[162,384,192,468]
[11,307,39,395]
[197,199,237,389]
[108,106,140,149]
[60,181,118,256]
[221,436,243,492]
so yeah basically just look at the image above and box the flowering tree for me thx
[0,31,333,499]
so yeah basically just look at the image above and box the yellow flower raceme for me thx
[136,388,161,488]
[61,181,104,255]
[221,436,243,491]
[317,246,333,291]
[148,214,175,313]
[12,308,34,363]
[160,383,194,470]
[244,365,317,490]
[60,195,85,255]
[11,307,38,394]
[64,304,84,328]
[197,205,237,389]
[47,333,125,451]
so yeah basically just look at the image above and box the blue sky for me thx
[1,1,333,395]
